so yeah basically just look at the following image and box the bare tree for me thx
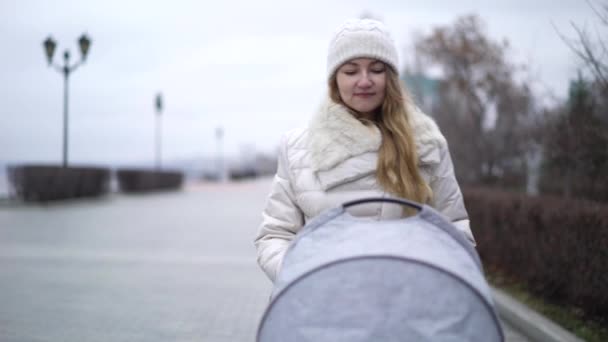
[539,2,608,201]
[410,15,536,187]
[556,0,608,93]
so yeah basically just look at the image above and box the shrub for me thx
[116,169,183,193]
[7,165,110,202]
[464,187,608,323]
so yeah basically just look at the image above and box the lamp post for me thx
[43,33,91,167]
[216,126,224,181]
[155,93,163,171]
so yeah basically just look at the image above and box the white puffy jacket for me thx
[254,99,475,282]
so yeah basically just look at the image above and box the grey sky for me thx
[0,0,597,166]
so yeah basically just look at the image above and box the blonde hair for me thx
[329,66,432,206]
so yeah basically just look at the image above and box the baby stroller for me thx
[257,197,504,342]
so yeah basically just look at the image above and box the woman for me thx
[255,18,475,282]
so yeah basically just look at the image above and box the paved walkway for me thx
[0,179,530,341]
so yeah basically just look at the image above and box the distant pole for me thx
[62,52,69,168]
[216,126,223,181]
[155,93,163,171]
[43,34,92,167]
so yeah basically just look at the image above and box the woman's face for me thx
[336,58,387,118]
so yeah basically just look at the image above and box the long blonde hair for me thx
[329,66,432,205]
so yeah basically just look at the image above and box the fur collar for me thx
[308,98,446,172]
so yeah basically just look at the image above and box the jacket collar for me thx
[309,100,381,173]
[308,98,446,175]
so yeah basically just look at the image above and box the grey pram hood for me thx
[257,197,504,342]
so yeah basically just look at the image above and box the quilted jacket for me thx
[254,99,475,282]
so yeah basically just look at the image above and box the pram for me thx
[257,197,504,342]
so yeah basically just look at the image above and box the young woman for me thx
[255,19,475,282]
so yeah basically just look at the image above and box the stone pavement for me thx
[0,179,530,341]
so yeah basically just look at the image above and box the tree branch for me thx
[554,19,608,89]
[573,24,608,87]
[586,0,608,26]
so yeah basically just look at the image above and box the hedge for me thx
[464,187,608,323]
[116,169,183,193]
[7,165,110,202]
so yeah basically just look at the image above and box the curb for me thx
[492,287,586,342]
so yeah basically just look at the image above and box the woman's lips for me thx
[354,93,375,97]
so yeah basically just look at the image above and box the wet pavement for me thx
[0,179,530,341]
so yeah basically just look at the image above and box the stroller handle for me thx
[342,197,423,212]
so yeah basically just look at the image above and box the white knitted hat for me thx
[327,18,399,80]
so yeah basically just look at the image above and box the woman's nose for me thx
[357,73,373,88]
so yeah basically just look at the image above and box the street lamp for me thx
[216,126,224,181]
[42,33,92,167]
[155,93,163,171]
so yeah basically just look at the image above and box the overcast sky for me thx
[0,0,599,167]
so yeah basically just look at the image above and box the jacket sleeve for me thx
[254,134,305,282]
[429,142,476,246]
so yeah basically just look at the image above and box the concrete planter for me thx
[229,168,257,181]
[116,169,183,193]
[7,165,110,202]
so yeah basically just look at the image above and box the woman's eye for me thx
[371,68,385,74]
[343,70,357,75]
